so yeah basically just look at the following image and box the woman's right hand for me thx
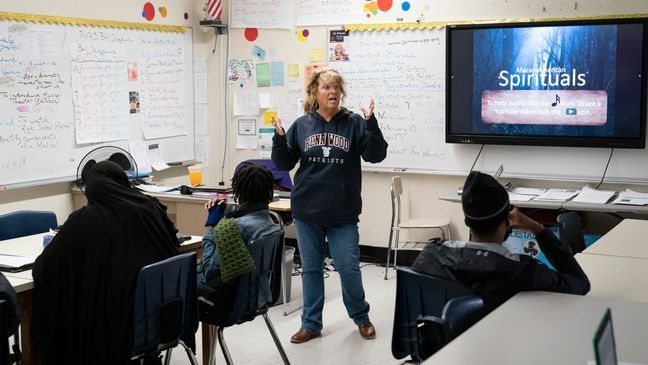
[271,117,285,136]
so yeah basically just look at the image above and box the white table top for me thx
[423,292,648,365]
[576,253,648,303]
[6,275,33,293]
[583,219,648,259]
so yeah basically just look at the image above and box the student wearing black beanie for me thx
[412,171,590,309]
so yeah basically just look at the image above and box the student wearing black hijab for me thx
[32,160,179,365]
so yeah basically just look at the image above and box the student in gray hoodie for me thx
[271,69,388,343]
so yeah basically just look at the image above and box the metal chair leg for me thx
[217,327,234,365]
[263,313,291,364]
[178,340,200,365]
[385,227,395,280]
[393,229,401,271]
[209,325,219,365]
[163,348,172,365]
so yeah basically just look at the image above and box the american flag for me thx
[206,0,222,20]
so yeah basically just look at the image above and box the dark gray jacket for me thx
[412,229,590,308]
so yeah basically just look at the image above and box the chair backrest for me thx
[219,231,284,327]
[441,295,488,341]
[0,210,58,241]
[0,300,8,365]
[391,267,473,362]
[391,176,403,226]
[415,295,487,360]
[557,212,586,254]
[131,252,198,357]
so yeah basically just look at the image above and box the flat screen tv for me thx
[446,18,647,148]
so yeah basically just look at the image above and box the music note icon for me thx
[551,94,561,107]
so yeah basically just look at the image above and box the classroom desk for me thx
[440,191,648,214]
[440,192,565,210]
[423,291,648,365]
[581,218,648,259]
[571,219,648,302]
[0,233,202,365]
[72,188,292,236]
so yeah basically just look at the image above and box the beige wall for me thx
[2,0,648,245]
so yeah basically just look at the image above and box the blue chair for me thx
[0,210,56,364]
[199,232,290,365]
[0,300,8,365]
[391,268,473,363]
[416,295,488,360]
[131,252,199,365]
[0,210,58,241]
[557,212,586,254]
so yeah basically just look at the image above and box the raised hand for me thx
[271,117,285,136]
[509,207,544,235]
[360,98,375,120]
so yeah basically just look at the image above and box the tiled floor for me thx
[169,264,404,365]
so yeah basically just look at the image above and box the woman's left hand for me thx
[360,98,374,120]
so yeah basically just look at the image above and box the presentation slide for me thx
[476,25,614,130]
[448,22,644,141]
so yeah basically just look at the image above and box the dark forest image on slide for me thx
[472,25,618,137]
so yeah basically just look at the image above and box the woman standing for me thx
[271,69,388,343]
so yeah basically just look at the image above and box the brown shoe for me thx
[358,322,376,339]
[290,329,321,344]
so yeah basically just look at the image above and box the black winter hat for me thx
[462,171,510,232]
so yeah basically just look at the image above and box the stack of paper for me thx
[136,184,179,193]
[508,187,547,202]
[533,188,580,202]
[612,189,648,206]
[570,185,615,204]
[0,254,37,272]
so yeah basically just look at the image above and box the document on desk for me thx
[508,192,535,202]
[533,188,580,202]
[611,188,648,205]
[136,184,179,193]
[510,187,548,196]
[570,185,615,204]
[0,254,37,272]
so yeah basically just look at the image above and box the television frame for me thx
[445,17,648,149]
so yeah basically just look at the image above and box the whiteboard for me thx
[335,28,648,183]
[0,20,195,187]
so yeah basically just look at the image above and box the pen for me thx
[393,168,406,172]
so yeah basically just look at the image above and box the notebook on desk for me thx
[0,254,37,273]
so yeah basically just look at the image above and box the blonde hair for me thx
[303,69,347,114]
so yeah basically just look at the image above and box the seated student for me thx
[32,160,179,365]
[198,162,281,317]
[412,171,590,309]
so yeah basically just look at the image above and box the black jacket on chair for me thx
[411,228,590,309]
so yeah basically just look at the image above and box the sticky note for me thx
[311,48,326,62]
[256,63,270,87]
[263,110,278,126]
[288,64,300,77]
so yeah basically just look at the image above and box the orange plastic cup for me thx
[188,165,203,186]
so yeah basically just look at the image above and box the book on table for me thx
[0,254,37,272]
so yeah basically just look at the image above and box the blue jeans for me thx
[295,218,370,333]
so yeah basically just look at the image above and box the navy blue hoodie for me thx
[272,107,388,226]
